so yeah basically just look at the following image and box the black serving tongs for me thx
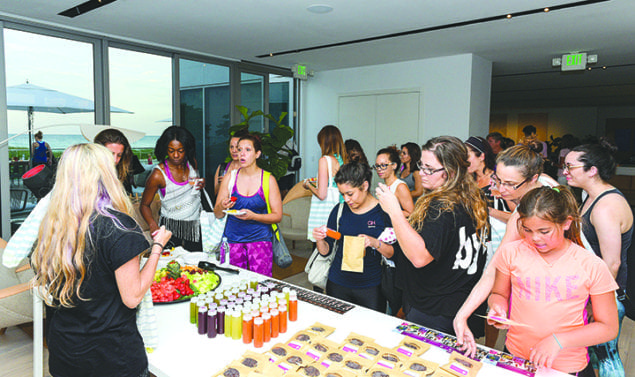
[198,261,239,274]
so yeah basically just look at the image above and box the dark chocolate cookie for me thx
[371,371,389,377]
[223,368,240,377]
[241,358,258,368]
[315,344,328,352]
[302,366,320,377]
[382,354,398,362]
[349,338,364,346]
[345,361,362,370]
[287,355,303,365]
[410,363,427,371]
[327,353,343,362]
[272,347,287,356]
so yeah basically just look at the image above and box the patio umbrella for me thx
[6,82,133,158]
[80,124,145,144]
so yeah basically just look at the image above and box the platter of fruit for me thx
[151,260,221,304]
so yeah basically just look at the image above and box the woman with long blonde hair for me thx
[31,143,171,377]
[376,136,489,335]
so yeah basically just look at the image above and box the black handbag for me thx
[380,259,396,303]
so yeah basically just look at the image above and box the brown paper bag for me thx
[341,235,365,272]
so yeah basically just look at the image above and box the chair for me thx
[0,237,34,335]
[10,188,29,212]
[280,196,312,249]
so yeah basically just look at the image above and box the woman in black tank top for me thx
[563,140,632,377]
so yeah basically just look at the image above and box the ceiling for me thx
[1,0,634,109]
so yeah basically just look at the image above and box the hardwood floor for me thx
[2,239,633,377]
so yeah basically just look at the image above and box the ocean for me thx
[7,133,159,151]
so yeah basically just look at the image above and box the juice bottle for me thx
[231,310,242,340]
[253,317,264,348]
[288,291,298,322]
[216,307,225,335]
[190,296,198,324]
[250,276,259,290]
[262,313,271,343]
[242,314,253,344]
[282,287,290,306]
[197,306,208,335]
[207,309,217,338]
[224,309,231,337]
[278,304,287,333]
[270,309,279,338]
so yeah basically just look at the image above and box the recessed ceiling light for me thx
[307,4,333,14]
[544,7,550,12]
[506,14,512,19]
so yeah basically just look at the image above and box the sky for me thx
[5,28,172,137]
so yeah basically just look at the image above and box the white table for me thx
[147,269,569,377]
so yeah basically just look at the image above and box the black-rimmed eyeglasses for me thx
[416,160,445,176]
[490,173,529,191]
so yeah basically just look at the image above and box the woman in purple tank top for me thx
[214,134,282,276]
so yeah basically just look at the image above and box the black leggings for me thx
[326,280,386,313]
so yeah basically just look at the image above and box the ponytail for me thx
[517,186,582,246]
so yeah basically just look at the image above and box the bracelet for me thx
[377,240,382,249]
[552,333,563,349]
[152,242,165,250]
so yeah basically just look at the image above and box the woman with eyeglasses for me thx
[465,135,512,348]
[376,136,489,335]
[564,139,632,377]
[399,142,424,199]
[453,144,557,356]
[374,147,414,217]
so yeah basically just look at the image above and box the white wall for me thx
[300,53,492,178]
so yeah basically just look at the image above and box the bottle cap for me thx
[262,313,271,320]
[208,309,217,316]
[254,318,263,325]
[198,306,208,313]
[271,309,279,316]
[243,314,252,321]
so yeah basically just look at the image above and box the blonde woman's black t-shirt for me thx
[401,201,487,317]
[46,209,150,377]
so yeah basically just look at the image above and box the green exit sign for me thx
[561,53,587,71]
[292,64,309,80]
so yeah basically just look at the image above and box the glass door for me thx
[239,72,265,132]
[179,58,231,195]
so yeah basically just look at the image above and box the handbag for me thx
[305,203,344,289]
[262,171,293,268]
[380,257,397,304]
[205,169,237,250]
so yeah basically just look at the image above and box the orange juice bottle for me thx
[253,318,264,348]
[289,291,298,321]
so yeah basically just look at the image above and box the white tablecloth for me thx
[147,269,569,377]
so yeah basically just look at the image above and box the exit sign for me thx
[292,64,308,80]
[561,53,587,71]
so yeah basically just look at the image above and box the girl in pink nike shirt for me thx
[488,186,618,376]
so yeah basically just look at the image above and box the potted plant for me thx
[228,105,295,179]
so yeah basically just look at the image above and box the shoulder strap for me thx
[262,171,280,240]
[335,202,344,231]
[585,188,621,215]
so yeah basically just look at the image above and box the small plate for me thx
[223,209,246,215]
